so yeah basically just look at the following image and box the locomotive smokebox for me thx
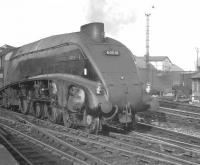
[81,22,105,42]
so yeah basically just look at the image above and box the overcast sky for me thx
[0,0,200,71]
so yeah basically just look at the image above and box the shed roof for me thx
[134,56,156,69]
[170,64,184,71]
[135,56,184,71]
[148,56,172,63]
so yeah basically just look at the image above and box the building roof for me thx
[0,45,16,57]
[148,56,172,63]
[135,55,184,71]
[134,56,156,69]
[170,64,184,71]
[191,72,200,79]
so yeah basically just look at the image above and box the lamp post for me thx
[196,47,199,71]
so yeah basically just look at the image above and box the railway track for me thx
[0,127,81,165]
[0,127,33,165]
[159,99,200,114]
[134,99,200,142]
[158,98,200,120]
[135,121,200,151]
[159,107,200,119]
[136,107,200,137]
[0,128,75,165]
[0,110,174,165]
[43,126,200,165]
[1,109,200,165]
[133,124,200,152]
[158,107,200,130]
[0,116,107,165]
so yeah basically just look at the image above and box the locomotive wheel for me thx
[63,112,73,128]
[131,116,136,130]
[85,114,100,134]
[131,111,136,130]
[33,102,42,118]
[20,99,30,114]
[47,106,62,123]
[42,104,48,119]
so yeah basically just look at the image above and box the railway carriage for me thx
[0,22,154,133]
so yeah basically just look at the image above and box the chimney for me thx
[80,22,105,42]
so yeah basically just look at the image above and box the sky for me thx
[0,0,200,71]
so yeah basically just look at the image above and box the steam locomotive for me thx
[0,22,155,133]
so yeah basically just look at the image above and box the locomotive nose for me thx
[107,78,142,107]
[100,82,139,123]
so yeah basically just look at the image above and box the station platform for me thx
[0,144,18,165]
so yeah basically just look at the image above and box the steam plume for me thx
[86,0,136,35]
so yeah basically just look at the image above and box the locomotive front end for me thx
[80,23,149,128]
[88,44,145,127]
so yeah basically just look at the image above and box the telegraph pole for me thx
[145,13,151,85]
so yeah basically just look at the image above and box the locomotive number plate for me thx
[105,50,120,56]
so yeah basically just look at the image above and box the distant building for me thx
[149,56,172,71]
[134,55,189,95]
[135,55,184,72]
[134,56,156,69]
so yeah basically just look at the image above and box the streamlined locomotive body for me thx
[0,23,153,133]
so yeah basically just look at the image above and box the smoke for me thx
[86,0,136,35]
